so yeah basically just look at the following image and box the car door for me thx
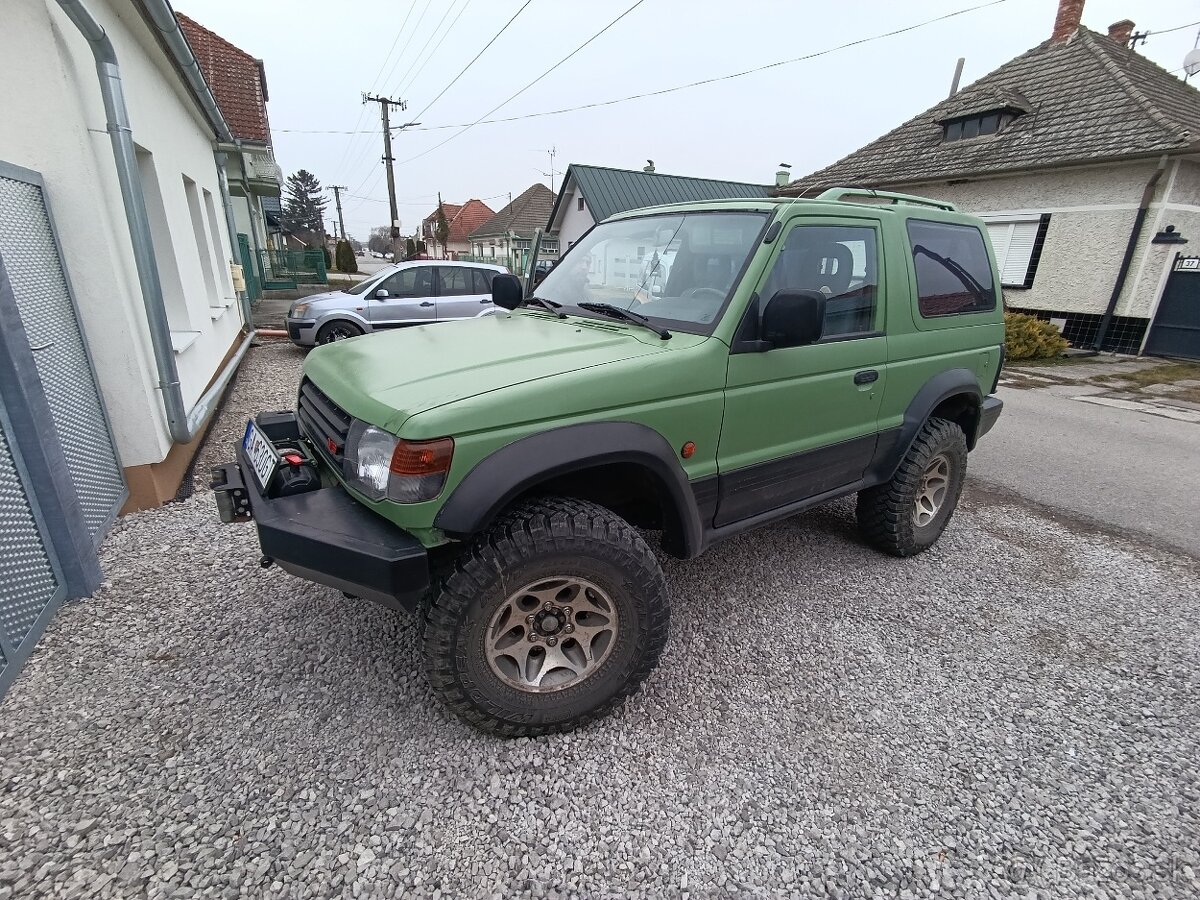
[434,266,493,320]
[715,217,888,527]
[368,266,435,327]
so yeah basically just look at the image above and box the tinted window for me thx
[907,220,997,317]
[379,267,432,298]
[437,267,472,296]
[471,269,495,293]
[759,225,879,338]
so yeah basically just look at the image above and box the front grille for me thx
[297,378,352,467]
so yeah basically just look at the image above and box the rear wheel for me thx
[316,320,363,344]
[856,417,967,557]
[423,497,669,736]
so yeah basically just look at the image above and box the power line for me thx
[377,0,434,103]
[392,0,473,99]
[406,0,533,125]
[286,0,1014,142]
[396,0,649,167]
[333,1,420,174]
[1153,19,1200,36]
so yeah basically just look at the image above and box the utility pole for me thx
[362,93,408,262]
[329,185,348,243]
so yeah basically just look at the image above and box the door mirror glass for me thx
[375,288,389,299]
[491,273,523,310]
[762,290,825,349]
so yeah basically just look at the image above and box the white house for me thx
[1,0,252,510]
[781,0,1200,358]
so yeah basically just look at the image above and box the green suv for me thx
[213,189,1004,736]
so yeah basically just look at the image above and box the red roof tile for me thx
[423,199,495,244]
[177,13,271,144]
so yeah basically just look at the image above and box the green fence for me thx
[262,249,327,286]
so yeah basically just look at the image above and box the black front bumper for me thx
[977,395,1004,441]
[212,446,430,614]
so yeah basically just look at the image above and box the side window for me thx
[907,220,997,316]
[758,225,879,338]
[380,267,432,298]
[437,267,472,296]
[471,269,495,294]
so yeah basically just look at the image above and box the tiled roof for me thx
[177,13,271,144]
[550,164,773,227]
[782,27,1200,194]
[448,199,495,243]
[468,183,556,240]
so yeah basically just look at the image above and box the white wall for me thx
[1,0,244,468]
[894,160,1186,318]
[554,181,597,251]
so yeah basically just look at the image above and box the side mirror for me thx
[491,273,523,310]
[375,288,389,299]
[761,290,825,349]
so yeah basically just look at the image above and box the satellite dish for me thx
[1184,48,1200,77]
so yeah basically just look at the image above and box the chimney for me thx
[643,159,655,173]
[1050,0,1085,43]
[1107,19,1135,46]
[775,163,792,187]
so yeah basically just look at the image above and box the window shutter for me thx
[986,222,1014,273]
[1001,221,1040,285]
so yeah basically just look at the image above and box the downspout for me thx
[56,0,254,447]
[1092,155,1168,351]
[55,0,188,443]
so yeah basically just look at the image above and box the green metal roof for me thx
[548,164,773,228]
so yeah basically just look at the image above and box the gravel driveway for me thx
[2,342,1199,899]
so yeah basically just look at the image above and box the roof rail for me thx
[816,187,957,212]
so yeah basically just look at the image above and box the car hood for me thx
[303,312,699,432]
[289,290,352,314]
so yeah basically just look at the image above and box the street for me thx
[972,381,1200,558]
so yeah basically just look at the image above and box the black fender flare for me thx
[434,422,704,557]
[868,368,982,482]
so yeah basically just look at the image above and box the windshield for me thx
[535,212,768,331]
[344,267,393,295]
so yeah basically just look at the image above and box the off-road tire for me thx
[856,417,967,557]
[315,320,363,344]
[423,497,670,737]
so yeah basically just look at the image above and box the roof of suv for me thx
[605,188,966,222]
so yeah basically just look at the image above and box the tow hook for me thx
[260,555,274,569]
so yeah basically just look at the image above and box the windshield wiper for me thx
[577,302,671,339]
[522,295,566,318]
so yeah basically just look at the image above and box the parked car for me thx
[284,260,509,346]
[214,189,1005,736]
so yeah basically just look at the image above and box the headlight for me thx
[291,302,311,318]
[343,420,453,503]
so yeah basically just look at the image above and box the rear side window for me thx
[437,267,473,296]
[471,269,495,293]
[907,220,997,317]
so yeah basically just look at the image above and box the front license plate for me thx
[242,420,278,490]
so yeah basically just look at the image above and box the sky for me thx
[180,0,1200,241]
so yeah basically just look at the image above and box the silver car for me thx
[285,260,509,347]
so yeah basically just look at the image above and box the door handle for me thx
[480,298,492,303]
[419,301,434,307]
[854,369,879,385]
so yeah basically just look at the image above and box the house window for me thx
[942,110,1017,142]
[577,196,585,212]
[983,214,1051,288]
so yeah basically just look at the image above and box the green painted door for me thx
[237,233,261,300]
[716,218,888,526]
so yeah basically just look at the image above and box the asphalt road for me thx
[970,383,1200,558]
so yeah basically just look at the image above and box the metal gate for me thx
[0,161,125,695]
[238,233,262,300]
[1145,254,1200,360]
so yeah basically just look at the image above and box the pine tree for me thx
[281,170,328,234]
[435,193,451,258]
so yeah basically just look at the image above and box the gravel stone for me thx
[1,339,1198,898]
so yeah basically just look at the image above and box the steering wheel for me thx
[680,287,725,303]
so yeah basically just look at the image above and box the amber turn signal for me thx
[680,441,696,459]
[389,437,454,476]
